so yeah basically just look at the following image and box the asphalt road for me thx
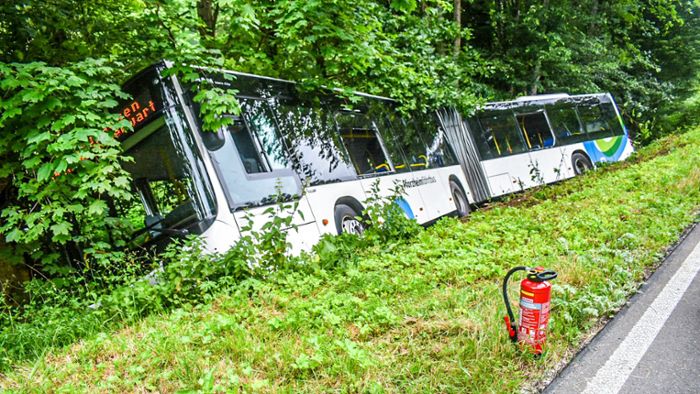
[545,222,700,394]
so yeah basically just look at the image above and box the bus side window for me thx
[397,117,429,170]
[578,102,614,139]
[242,99,292,171]
[516,111,554,150]
[227,99,292,174]
[227,118,266,173]
[478,110,527,157]
[415,112,458,168]
[272,99,357,185]
[467,117,496,160]
[599,101,625,136]
[336,111,391,175]
[368,102,411,173]
[546,104,585,144]
[205,100,301,208]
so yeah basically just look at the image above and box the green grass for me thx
[2,128,700,393]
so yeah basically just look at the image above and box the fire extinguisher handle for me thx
[529,270,558,282]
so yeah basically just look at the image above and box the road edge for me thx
[532,215,700,393]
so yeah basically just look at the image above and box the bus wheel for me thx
[450,181,471,217]
[334,204,365,235]
[572,152,593,175]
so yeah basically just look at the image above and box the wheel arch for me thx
[334,196,365,215]
[571,149,595,173]
[572,149,593,163]
[333,196,366,235]
[448,175,471,204]
[447,175,472,216]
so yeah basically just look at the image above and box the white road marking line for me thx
[582,240,700,394]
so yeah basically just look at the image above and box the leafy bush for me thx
[0,60,134,270]
[361,180,424,244]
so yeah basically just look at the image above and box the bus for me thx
[438,93,633,202]
[117,61,472,254]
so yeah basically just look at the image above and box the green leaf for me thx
[37,163,54,182]
[88,200,107,216]
[54,161,68,174]
[52,115,76,131]
[50,222,71,237]
[27,131,52,145]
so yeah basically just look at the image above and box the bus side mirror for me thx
[201,129,226,151]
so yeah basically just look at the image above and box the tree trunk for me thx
[197,0,219,38]
[588,0,599,35]
[530,61,541,95]
[454,0,461,57]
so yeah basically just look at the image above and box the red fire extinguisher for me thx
[502,266,557,355]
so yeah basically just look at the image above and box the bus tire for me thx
[334,204,365,235]
[450,180,471,217]
[572,152,593,175]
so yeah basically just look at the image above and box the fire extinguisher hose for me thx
[502,265,528,342]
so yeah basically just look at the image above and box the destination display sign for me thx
[115,99,158,138]
[115,72,165,141]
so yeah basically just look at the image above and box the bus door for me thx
[409,113,465,219]
[515,110,565,185]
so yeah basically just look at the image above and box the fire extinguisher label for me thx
[518,300,551,348]
[519,298,542,310]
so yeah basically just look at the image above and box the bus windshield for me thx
[119,67,216,238]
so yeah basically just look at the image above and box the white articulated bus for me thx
[117,62,633,254]
[117,62,472,254]
[438,93,634,202]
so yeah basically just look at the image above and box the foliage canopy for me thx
[0,0,699,273]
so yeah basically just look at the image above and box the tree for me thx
[0,60,134,272]
[0,0,698,277]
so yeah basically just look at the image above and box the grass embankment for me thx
[2,128,700,392]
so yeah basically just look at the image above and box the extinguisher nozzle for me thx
[503,316,517,342]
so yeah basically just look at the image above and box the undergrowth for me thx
[0,180,420,373]
[1,127,700,392]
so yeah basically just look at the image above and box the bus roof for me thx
[481,92,611,111]
[123,61,395,103]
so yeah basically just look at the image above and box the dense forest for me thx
[1,1,699,294]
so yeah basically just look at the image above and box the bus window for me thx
[516,111,554,150]
[396,117,430,170]
[228,119,265,173]
[124,120,198,225]
[546,104,586,144]
[599,101,625,136]
[478,110,527,157]
[226,99,293,174]
[366,101,411,173]
[578,102,614,139]
[466,117,496,160]
[415,112,458,167]
[243,100,291,170]
[207,100,301,209]
[272,99,357,185]
[336,111,391,175]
